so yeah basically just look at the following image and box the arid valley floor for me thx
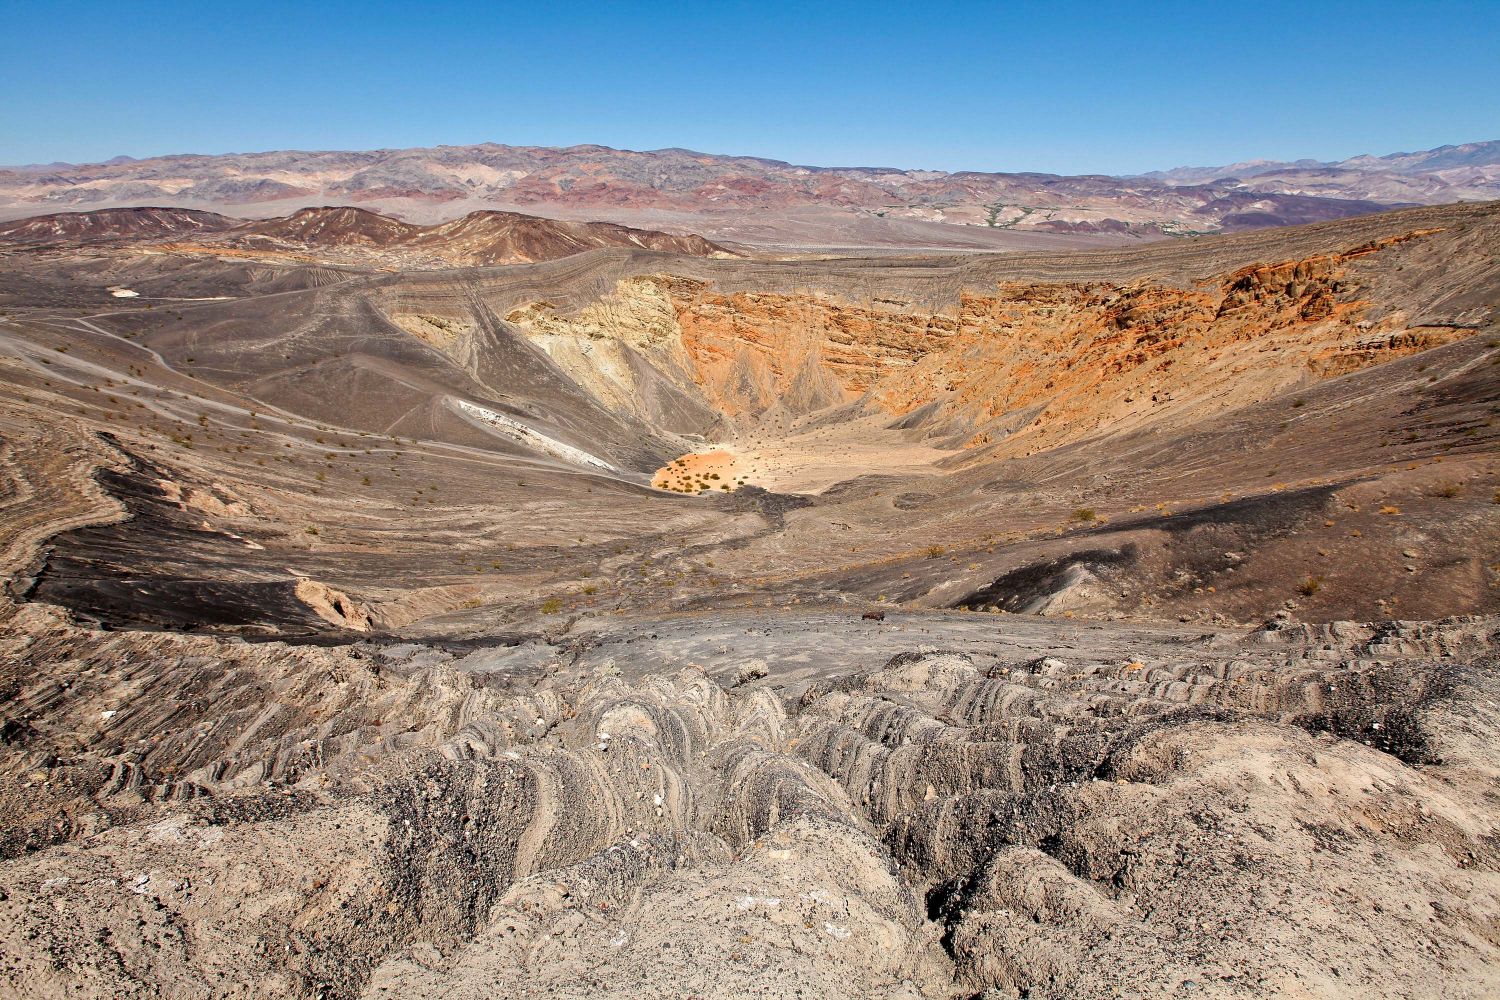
[0,199,1496,998]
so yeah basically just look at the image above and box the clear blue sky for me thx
[3,0,1497,173]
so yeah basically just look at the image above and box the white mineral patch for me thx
[453,399,618,472]
[735,895,781,910]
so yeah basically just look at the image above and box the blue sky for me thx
[3,0,1497,173]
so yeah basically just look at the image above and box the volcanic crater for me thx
[0,200,1496,999]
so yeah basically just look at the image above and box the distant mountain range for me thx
[1,140,1495,249]
[1141,140,1500,189]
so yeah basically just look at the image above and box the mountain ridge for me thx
[3,138,1495,248]
[1145,138,1500,182]
[11,137,1497,180]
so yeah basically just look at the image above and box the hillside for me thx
[0,205,238,243]
[0,204,732,267]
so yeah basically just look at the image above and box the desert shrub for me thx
[1071,508,1096,523]
[540,597,563,614]
[1297,575,1323,596]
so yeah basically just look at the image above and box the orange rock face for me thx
[643,234,1462,453]
[664,280,958,417]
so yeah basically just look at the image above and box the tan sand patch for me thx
[653,449,750,494]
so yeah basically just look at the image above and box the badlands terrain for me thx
[0,194,1495,998]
